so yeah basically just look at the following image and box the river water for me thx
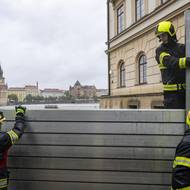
[0,103,100,110]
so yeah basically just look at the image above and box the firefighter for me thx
[0,105,26,190]
[171,111,190,189]
[155,21,190,109]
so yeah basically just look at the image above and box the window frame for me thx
[117,4,125,34]
[139,54,147,84]
[119,62,126,87]
[135,0,145,21]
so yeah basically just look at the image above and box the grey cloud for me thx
[0,0,107,89]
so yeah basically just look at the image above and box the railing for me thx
[2,109,185,190]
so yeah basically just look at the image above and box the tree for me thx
[8,94,18,104]
[24,94,33,104]
[65,91,71,98]
[33,95,44,103]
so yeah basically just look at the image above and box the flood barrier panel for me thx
[1,109,185,190]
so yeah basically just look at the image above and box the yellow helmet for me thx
[155,21,176,37]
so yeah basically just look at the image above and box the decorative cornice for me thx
[107,1,190,53]
[109,0,115,4]
[101,92,163,99]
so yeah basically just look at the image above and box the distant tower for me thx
[0,65,5,83]
[74,80,81,86]
[0,65,7,106]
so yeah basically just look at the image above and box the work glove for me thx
[15,105,26,117]
[0,112,6,124]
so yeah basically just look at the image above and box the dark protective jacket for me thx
[172,129,190,190]
[0,115,25,189]
[155,41,186,108]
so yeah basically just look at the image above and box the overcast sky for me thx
[0,0,107,90]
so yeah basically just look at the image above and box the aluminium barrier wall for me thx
[1,109,185,190]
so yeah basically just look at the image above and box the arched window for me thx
[120,62,125,87]
[139,55,147,84]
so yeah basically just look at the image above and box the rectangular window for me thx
[139,55,147,84]
[135,0,144,21]
[117,5,125,34]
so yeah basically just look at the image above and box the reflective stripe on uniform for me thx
[182,84,186,88]
[159,52,170,65]
[171,186,190,190]
[187,116,190,126]
[179,58,186,69]
[0,117,5,124]
[172,157,190,190]
[0,178,8,189]
[163,84,185,91]
[16,108,24,115]
[159,63,167,70]
[7,130,19,145]
[173,156,190,168]
[164,84,178,91]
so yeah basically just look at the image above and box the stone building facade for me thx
[70,81,97,98]
[8,84,40,102]
[100,0,190,109]
[41,88,65,98]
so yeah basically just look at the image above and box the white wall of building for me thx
[126,0,133,28]
[148,0,156,13]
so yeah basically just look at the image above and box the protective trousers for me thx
[164,91,185,109]
[0,169,9,190]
